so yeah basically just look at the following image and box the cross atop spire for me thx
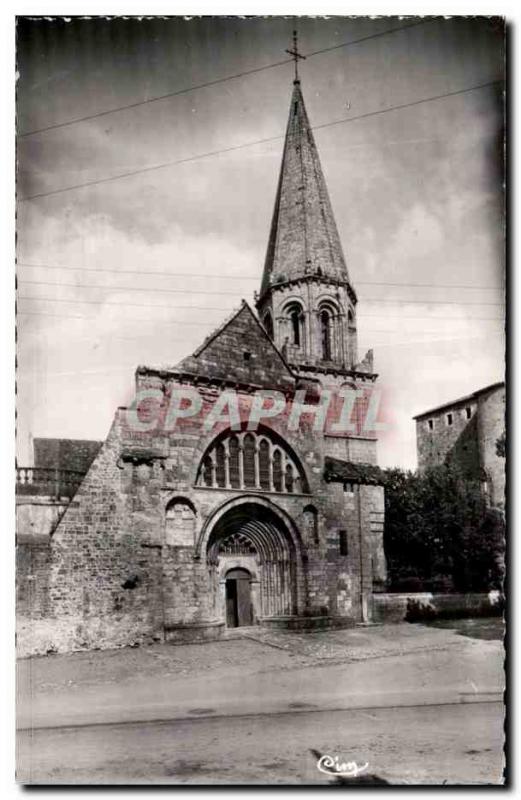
[285,29,306,83]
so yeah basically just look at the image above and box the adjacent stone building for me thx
[414,382,505,508]
[16,76,387,655]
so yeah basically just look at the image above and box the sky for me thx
[16,16,505,468]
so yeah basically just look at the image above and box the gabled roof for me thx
[260,80,353,297]
[166,301,296,390]
[413,382,505,420]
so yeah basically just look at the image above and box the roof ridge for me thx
[413,381,505,419]
[191,300,248,358]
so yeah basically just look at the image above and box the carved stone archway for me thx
[204,499,302,622]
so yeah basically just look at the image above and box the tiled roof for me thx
[323,456,385,486]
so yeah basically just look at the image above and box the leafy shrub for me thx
[405,599,436,621]
[382,465,505,593]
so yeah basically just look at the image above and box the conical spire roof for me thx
[260,81,351,296]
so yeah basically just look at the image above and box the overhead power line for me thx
[17,297,503,322]
[18,79,502,203]
[16,263,504,292]
[17,309,504,332]
[19,297,232,313]
[18,279,505,305]
[18,20,429,138]
[18,332,504,375]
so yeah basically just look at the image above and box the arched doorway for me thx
[225,568,253,628]
[205,500,301,623]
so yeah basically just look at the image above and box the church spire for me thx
[256,46,359,374]
[259,68,353,299]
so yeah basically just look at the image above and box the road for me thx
[16,623,505,784]
[17,701,504,784]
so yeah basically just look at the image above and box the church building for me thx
[17,70,387,654]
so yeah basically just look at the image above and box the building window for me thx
[272,449,283,492]
[242,433,256,489]
[339,530,348,556]
[197,428,309,494]
[290,310,301,346]
[284,302,304,348]
[465,406,472,420]
[320,310,332,360]
[303,505,319,545]
[343,482,354,494]
[284,463,295,493]
[258,439,270,490]
[427,419,434,431]
[165,499,196,547]
[243,351,251,362]
[215,442,226,487]
[446,413,453,426]
[228,435,240,486]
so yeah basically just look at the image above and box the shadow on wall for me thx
[444,414,480,482]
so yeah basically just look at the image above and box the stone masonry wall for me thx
[17,419,165,657]
[416,385,505,509]
[416,401,479,473]
[17,326,384,655]
[372,591,503,623]
[477,386,506,508]
[16,541,52,619]
[17,497,69,540]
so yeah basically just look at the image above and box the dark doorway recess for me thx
[225,568,253,627]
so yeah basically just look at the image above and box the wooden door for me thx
[225,569,252,627]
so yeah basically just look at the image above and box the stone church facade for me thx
[17,77,387,655]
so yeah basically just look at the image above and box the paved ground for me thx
[17,702,504,785]
[16,622,505,785]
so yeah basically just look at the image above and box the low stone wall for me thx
[17,497,69,539]
[165,620,225,644]
[261,615,355,632]
[372,591,503,624]
[16,613,164,659]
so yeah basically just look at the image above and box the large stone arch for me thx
[192,423,311,494]
[198,495,306,620]
[196,494,305,558]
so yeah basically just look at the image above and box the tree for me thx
[382,464,504,592]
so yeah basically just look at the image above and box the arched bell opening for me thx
[318,299,341,363]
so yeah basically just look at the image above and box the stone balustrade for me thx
[16,467,85,498]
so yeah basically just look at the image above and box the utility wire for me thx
[18,332,504,376]
[18,79,502,203]
[17,298,504,321]
[18,20,429,138]
[16,263,503,292]
[19,298,234,313]
[18,279,505,305]
[17,308,504,329]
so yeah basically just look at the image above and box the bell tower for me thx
[256,34,361,377]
